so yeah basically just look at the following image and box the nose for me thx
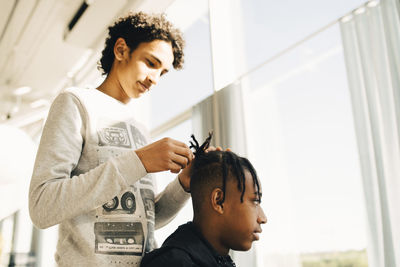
[257,206,267,224]
[148,70,161,86]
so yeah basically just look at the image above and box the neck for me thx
[97,73,130,104]
[193,215,230,256]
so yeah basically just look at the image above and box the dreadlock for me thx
[189,133,261,213]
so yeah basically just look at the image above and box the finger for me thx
[165,138,193,159]
[205,146,222,153]
[170,139,191,150]
[168,161,182,173]
[173,145,194,162]
[171,153,189,169]
[205,146,215,153]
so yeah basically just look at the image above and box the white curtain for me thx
[340,0,400,266]
[192,82,255,267]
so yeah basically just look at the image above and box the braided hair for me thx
[189,132,261,213]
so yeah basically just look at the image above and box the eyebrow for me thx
[150,54,162,65]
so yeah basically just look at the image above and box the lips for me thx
[253,232,260,240]
[138,82,150,92]
[253,229,262,240]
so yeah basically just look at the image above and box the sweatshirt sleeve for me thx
[29,92,147,229]
[154,176,190,230]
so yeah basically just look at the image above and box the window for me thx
[244,24,368,266]
[240,0,366,74]
[149,0,213,130]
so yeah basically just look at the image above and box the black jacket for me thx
[140,222,236,267]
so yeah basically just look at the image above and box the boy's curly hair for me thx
[98,12,185,75]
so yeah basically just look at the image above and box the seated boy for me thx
[140,133,267,267]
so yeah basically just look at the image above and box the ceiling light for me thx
[30,99,49,109]
[340,14,353,23]
[13,86,32,96]
[367,0,379,8]
[354,7,366,15]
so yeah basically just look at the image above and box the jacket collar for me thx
[163,222,235,267]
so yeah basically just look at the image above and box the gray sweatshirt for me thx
[29,87,189,267]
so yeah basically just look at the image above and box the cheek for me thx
[118,65,133,82]
[123,61,143,80]
[135,62,150,77]
[230,207,256,231]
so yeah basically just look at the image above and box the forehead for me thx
[227,169,261,196]
[133,40,174,66]
[243,169,261,194]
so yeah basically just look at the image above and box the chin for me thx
[131,91,142,99]
[232,242,253,252]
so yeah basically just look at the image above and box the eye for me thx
[146,59,155,67]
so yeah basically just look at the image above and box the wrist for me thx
[135,149,149,172]
[178,174,190,193]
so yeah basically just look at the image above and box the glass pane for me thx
[152,119,193,245]
[149,0,213,130]
[241,0,366,73]
[244,24,368,266]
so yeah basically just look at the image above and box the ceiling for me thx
[0,0,175,127]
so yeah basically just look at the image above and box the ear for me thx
[210,188,224,214]
[113,37,129,61]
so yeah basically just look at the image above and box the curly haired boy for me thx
[29,12,194,267]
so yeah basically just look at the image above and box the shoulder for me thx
[51,87,106,119]
[45,88,86,124]
[50,87,85,111]
[141,247,196,267]
[57,87,104,107]
[63,86,91,100]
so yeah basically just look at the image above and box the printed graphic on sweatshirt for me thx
[96,121,135,165]
[98,122,131,148]
[139,176,153,186]
[94,221,144,256]
[101,186,137,215]
[129,125,146,149]
[94,120,155,257]
[140,189,155,220]
[145,222,156,253]
[95,182,155,256]
[94,184,144,255]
